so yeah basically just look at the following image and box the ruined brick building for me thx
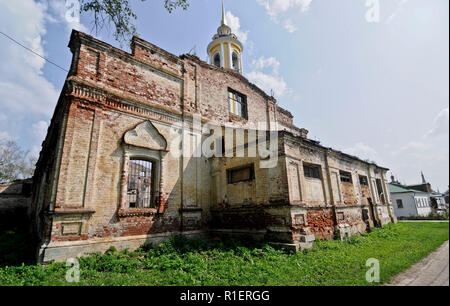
[30,6,397,263]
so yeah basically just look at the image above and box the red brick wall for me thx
[307,209,335,240]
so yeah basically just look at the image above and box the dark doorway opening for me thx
[368,197,377,227]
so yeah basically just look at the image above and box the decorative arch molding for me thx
[124,120,168,151]
[119,120,169,216]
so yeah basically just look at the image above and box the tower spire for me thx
[207,0,243,74]
[421,171,427,184]
[221,0,227,26]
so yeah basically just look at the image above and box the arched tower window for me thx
[213,53,221,67]
[232,52,240,72]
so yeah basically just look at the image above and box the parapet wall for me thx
[0,179,32,216]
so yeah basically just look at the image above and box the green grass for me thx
[0,222,448,286]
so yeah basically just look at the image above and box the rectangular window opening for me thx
[228,88,247,119]
[303,164,321,179]
[127,159,154,209]
[227,164,254,184]
[359,175,369,186]
[339,171,353,183]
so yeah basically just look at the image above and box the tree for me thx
[0,140,36,183]
[80,0,189,44]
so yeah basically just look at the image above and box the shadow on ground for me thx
[0,210,35,267]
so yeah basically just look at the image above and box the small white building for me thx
[430,192,448,212]
[389,183,432,218]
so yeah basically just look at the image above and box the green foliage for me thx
[79,252,142,273]
[80,0,189,44]
[0,222,448,286]
[105,246,118,254]
[398,211,449,221]
[163,0,189,13]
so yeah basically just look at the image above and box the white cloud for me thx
[386,0,409,24]
[283,19,298,33]
[382,107,449,188]
[0,0,58,116]
[257,0,312,21]
[257,0,312,31]
[394,141,428,155]
[44,0,87,33]
[388,137,448,188]
[343,142,386,166]
[252,56,281,74]
[247,71,288,98]
[32,120,49,142]
[30,145,42,159]
[226,11,248,44]
[427,107,449,137]
[247,56,289,98]
[0,0,88,159]
[0,131,10,141]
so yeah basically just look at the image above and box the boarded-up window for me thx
[303,164,321,179]
[227,165,254,184]
[288,162,302,202]
[87,49,100,75]
[332,172,342,202]
[340,171,352,183]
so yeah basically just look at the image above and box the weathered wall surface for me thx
[391,193,417,218]
[280,134,396,240]
[30,30,396,262]
[0,179,32,216]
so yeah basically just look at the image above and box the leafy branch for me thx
[79,0,189,44]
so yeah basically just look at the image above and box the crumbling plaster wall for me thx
[31,30,395,262]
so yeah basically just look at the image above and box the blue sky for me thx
[0,0,448,191]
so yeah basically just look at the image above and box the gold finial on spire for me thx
[221,0,227,26]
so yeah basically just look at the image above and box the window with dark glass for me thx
[303,164,321,179]
[340,171,353,183]
[396,199,404,209]
[359,175,369,186]
[228,88,247,119]
[227,165,254,184]
[127,159,154,208]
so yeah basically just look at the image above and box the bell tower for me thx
[207,0,243,74]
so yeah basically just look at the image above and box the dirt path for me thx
[387,241,449,286]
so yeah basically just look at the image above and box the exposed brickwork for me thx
[29,30,396,263]
[307,209,335,240]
